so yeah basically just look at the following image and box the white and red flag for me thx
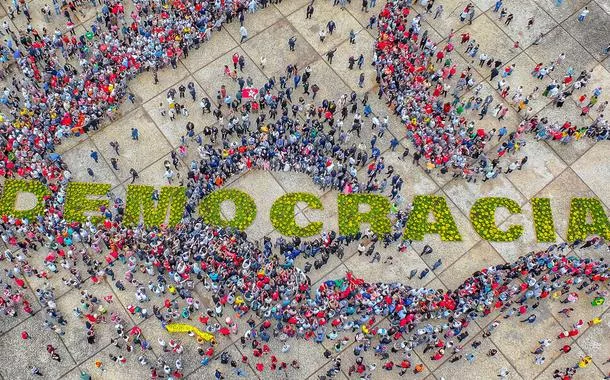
[241,87,259,99]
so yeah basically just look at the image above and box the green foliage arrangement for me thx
[124,185,186,228]
[199,189,257,230]
[5,177,607,244]
[64,182,111,224]
[531,198,556,242]
[404,195,462,241]
[470,197,523,241]
[567,198,610,242]
[270,192,323,237]
[0,179,50,220]
[337,193,391,236]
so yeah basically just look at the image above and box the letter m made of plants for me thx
[124,185,186,228]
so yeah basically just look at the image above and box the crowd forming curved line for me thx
[375,0,608,181]
[0,0,608,377]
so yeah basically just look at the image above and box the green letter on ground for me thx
[0,179,51,220]
[404,195,462,241]
[199,189,257,230]
[531,198,556,242]
[567,198,610,241]
[337,194,391,236]
[64,182,111,224]
[125,185,186,228]
[270,192,323,237]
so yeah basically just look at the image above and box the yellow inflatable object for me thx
[578,356,591,368]
[165,323,216,343]
[588,317,602,325]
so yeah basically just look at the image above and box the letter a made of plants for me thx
[567,198,610,242]
[404,195,462,241]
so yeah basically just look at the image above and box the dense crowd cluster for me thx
[374,1,609,181]
[0,0,608,378]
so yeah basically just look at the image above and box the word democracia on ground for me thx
[1,179,609,243]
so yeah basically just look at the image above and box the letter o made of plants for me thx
[470,197,523,241]
[270,192,323,237]
[199,189,257,230]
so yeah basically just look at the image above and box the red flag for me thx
[241,87,259,99]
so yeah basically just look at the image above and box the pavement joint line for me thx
[530,302,608,379]
[527,163,594,229]
[54,95,144,157]
[141,104,192,169]
[556,3,603,64]
[108,140,185,191]
[429,185,503,290]
[420,0,605,146]
[103,270,142,329]
[207,3,414,228]
[365,4,493,190]
[238,18,323,77]
[433,238,506,283]
[594,0,610,15]
[573,342,609,378]
[56,320,80,369]
[484,275,535,379]
[57,364,83,380]
[0,306,37,339]
[181,297,275,379]
[88,130,125,187]
[260,3,379,102]
[127,59,190,113]
[73,342,113,372]
[435,321,523,379]
[179,27,241,73]
[233,342,264,380]
[575,307,610,376]
[570,155,610,211]
[275,1,309,18]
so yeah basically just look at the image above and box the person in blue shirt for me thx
[498,126,507,140]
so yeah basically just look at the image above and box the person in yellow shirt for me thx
[587,317,602,326]
[578,355,592,368]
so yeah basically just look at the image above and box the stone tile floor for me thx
[0,0,609,379]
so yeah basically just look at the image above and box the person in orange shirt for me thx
[94,360,106,373]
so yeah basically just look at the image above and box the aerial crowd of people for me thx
[0,0,608,379]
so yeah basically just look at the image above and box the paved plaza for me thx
[0,0,609,379]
